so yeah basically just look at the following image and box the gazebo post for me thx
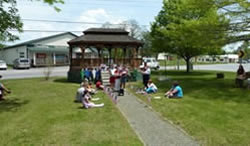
[114,47,117,65]
[97,47,101,65]
[135,47,139,68]
[69,45,73,70]
[80,45,86,68]
[108,47,112,67]
[123,47,126,65]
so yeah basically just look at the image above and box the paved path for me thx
[116,91,199,146]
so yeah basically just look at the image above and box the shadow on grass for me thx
[156,77,250,104]
[53,78,80,85]
[132,76,250,104]
[0,98,29,113]
[152,70,214,77]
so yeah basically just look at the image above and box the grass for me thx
[129,71,250,146]
[0,78,142,146]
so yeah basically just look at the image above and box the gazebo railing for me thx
[71,58,142,68]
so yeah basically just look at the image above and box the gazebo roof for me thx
[68,28,143,46]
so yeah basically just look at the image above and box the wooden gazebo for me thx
[67,28,143,82]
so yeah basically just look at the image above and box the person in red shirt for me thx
[96,80,104,90]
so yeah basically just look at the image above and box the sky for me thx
[8,0,163,45]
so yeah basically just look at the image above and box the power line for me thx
[18,1,161,8]
[9,29,83,33]
[21,19,120,25]
[21,18,150,27]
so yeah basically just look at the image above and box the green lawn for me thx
[130,71,250,146]
[0,78,142,145]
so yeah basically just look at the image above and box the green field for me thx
[130,71,250,145]
[0,78,142,145]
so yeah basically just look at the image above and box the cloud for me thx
[75,8,126,31]
[7,3,126,45]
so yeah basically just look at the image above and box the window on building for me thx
[19,52,25,58]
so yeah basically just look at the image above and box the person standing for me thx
[120,66,128,89]
[141,63,151,88]
[0,75,11,101]
[109,65,116,89]
[114,66,121,91]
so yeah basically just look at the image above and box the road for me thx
[1,64,250,80]
[160,63,250,72]
[0,66,69,80]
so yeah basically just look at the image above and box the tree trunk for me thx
[185,58,191,73]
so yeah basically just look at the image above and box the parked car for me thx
[0,60,7,70]
[13,58,30,69]
[140,57,160,70]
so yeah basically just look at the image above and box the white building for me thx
[197,54,239,63]
[0,32,77,66]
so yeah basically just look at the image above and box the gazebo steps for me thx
[101,71,110,86]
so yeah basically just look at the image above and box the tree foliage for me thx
[0,0,64,44]
[214,0,250,43]
[151,0,229,72]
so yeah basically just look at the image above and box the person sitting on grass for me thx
[86,82,97,94]
[235,64,246,88]
[96,80,104,90]
[165,81,183,98]
[82,90,104,109]
[0,75,11,101]
[145,79,158,94]
[75,82,86,102]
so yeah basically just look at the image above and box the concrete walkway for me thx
[115,91,199,146]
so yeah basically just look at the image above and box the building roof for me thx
[4,32,78,50]
[83,28,129,35]
[68,28,143,46]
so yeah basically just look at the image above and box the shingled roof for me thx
[68,28,143,46]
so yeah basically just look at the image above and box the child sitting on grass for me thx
[82,90,104,109]
[136,80,158,94]
[95,80,104,90]
[145,79,158,94]
[165,81,183,98]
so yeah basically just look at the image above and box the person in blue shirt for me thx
[165,81,183,98]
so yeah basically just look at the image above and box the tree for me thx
[213,0,250,43]
[141,31,158,57]
[151,0,229,72]
[0,0,64,44]
[240,40,250,59]
[120,19,142,39]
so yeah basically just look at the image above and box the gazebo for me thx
[67,28,143,82]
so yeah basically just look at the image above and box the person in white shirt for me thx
[109,65,116,88]
[75,83,86,102]
[141,63,151,88]
[146,80,157,94]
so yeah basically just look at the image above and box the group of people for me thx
[75,80,104,109]
[109,65,128,93]
[138,63,183,98]
[81,68,102,83]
